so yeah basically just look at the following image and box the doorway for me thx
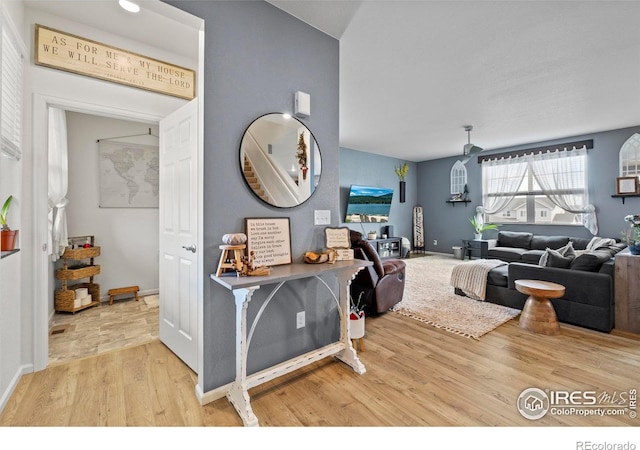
[28,2,205,374]
[48,111,161,364]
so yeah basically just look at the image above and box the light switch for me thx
[314,210,331,226]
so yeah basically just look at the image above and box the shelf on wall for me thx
[1,249,20,259]
[445,199,471,207]
[611,194,640,204]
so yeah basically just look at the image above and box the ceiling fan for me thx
[461,125,484,164]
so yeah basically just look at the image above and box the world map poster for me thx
[98,140,159,208]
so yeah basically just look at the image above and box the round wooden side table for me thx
[515,279,565,335]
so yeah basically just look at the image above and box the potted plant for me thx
[394,162,409,203]
[621,214,640,255]
[468,215,498,240]
[1,195,18,251]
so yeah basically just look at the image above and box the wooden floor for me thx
[48,295,158,364]
[2,306,639,428]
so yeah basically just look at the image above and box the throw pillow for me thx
[545,248,574,269]
[569,249,614,272]
[539,241,575,267]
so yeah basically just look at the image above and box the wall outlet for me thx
[296,311,305,329]
[433,240,438,246]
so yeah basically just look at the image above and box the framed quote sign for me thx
[324,227,350,249]
[616,176,639,195]
[245,217,292,267]
[34,24,196,100]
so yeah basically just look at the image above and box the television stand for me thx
[368,237,402,259]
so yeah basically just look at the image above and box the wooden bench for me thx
[108,286,140,305]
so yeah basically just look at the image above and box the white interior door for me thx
[159,99,199,372]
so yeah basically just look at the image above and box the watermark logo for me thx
[517,387,637,420]
[517,387,550,420]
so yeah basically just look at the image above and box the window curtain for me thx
[528,147,597,235]
[480,157,527,215]
[48,107,69,261]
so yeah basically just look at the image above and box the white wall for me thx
[0,0,201,417]
[0,0,26,414]
[63,111,159,299]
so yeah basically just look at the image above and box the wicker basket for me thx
[56,264,100,281]
[55,289,76,311]
[62,246,100,260]
[55,282,100,312]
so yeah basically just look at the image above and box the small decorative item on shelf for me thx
[0,195,18,251]
[238,250,270,276]
[367,231,377,240]
[394,161,409,203]
[303,249,337,264]
[222,232,247,245]
[468,215,498,241]
[621,214,640,255]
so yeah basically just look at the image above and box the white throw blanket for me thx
[450,259,507,301]
[586,237,616,251]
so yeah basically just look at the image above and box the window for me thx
[482,148,589,226]
[619,133,640,178]
[1,16,24,160]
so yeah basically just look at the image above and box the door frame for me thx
[29,0,205,389]
[31,96,159,369]
[33,93,204,376]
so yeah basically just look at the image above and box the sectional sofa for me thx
[455,231,628,332]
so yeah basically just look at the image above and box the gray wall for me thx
[417,125,640,254]
[169,1,340,392]
[339,147,417,240]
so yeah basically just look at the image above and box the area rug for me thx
[392,255,520,339]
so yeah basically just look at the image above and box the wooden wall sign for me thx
[245,218,292,267]
[34,24,196,100]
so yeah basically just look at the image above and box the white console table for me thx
[210,259,372,426]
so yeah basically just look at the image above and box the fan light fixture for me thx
[461,125,484,164]
[119,0,140,13]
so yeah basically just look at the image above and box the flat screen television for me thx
[344,185,393,223]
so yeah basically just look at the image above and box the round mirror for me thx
[240,113,321,208]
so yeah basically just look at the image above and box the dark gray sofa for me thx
[456,231,628,333]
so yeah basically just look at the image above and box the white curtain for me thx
[481,156,527,215]
[48,107,69,261]
[529,147,597,234]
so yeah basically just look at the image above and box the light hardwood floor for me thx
[1,302,639,427]
[48,295,158,364]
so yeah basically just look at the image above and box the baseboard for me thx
[0,363,33,416]
[198,382,231,405]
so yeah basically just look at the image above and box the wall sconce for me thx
[294,91,310,118]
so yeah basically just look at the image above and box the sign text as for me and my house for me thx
[35,24,196,100]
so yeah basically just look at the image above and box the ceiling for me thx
[24,1,640,162]
[269,0,640,161]
[24,0,201,62]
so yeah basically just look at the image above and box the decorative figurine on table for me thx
[236,250,270,277]
[303,248,337,264]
